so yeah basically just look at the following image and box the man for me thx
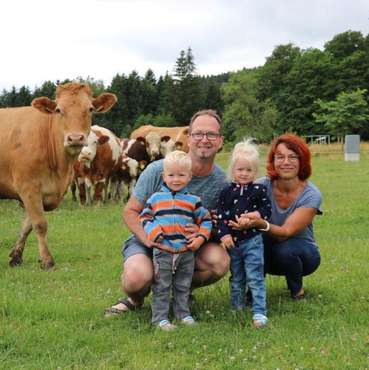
[105,110,230,315]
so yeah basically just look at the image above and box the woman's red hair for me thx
[266,133,312,180]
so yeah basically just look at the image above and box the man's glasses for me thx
[190,131,221,141]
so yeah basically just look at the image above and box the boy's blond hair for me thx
[229,138,260,179]
[163,150,192,172]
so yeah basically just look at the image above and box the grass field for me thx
[1,148,369,369]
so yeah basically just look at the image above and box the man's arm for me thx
[123,195,154,247]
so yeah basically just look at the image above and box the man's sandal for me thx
[104,298,142,317]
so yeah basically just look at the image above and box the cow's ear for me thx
[98,135,110,145]
[175,141,183,150]
[92,93,117,113]
[32,97,57,114]
[161,136,171,142]
[136,136,147,145]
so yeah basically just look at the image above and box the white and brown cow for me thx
[77,125,121,204]
[130,124,190,152]
[0,83,117,269]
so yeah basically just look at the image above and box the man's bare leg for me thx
[109,253,153,312]
[192,242,230,289]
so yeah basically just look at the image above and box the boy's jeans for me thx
[151,249,194,325]
[229,234,266,316]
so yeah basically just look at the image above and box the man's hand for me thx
[184,223,200,240]
[186,235,205,252]
[220,234,235,249]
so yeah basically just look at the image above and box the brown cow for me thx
[0,83,117,269]
[130,124,190,152]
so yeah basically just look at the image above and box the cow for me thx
[145,131,162,161]
[130,124,190,152]
[160,135,176,157]
[121,137,150,173]
[109,154,139,201]
[0,83,117,269]
[77,125,121,204]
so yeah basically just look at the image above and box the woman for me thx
[230,133,322,300]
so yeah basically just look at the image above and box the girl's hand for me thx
[220,234,235,249]
[228,215,250,230]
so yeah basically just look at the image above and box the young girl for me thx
[217,139,271,327]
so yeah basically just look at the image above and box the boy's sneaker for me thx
[181,315,197,325]
[252,313,268,328]
[157,319,177,331]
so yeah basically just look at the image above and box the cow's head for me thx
[160,136,176,157]
[145,131,161,161]
[78,130,109,164]
[122,156,139,178]
[31,82,117,157]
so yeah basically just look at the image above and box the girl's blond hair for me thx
[229,138,260,180]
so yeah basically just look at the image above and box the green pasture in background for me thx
[0,148,369,369]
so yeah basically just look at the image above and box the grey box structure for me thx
[344,135,360,161]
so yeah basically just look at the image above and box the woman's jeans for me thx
[229,234,266,316]
[264,237,321,296]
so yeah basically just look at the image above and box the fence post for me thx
[344,135,360,161]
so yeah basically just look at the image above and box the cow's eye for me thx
[55,107,61,114]
[89,106,95,113]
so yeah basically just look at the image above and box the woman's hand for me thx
[229,213,263,231]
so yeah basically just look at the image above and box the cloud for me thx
[1,0,369,90]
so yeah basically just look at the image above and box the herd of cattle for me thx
[0,82,189,269]
[71,124,189,205]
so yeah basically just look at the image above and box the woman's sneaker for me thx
[181,315,197,325]
[157,319,177,331]
[252,313,268,328]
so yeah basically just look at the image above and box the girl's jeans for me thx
[229,234,266,316]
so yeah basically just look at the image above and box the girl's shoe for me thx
[252,313,268,328]
[157,319,177,331]
[181,315,197,325]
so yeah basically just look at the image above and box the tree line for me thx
[1,30,369,142]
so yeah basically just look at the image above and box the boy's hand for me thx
[186,236,205,251]
[220,234,235,249]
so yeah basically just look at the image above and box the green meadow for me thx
[1,148,369,369]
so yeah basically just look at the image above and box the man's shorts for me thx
[122,235,221,263]
[122,236,153,262]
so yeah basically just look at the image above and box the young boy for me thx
[217,139,272,327]
[140,150,212,331]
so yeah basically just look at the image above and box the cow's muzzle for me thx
[65,133,87,147]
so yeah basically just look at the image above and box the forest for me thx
[1,30,369,142]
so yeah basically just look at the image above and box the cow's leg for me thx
[19,193,54,270]
[70,181,77,202]
[93,180,105,203]
[9,213,33,267]
[85,178,93,205]
[103,177,110,202]
[77,178,86,205]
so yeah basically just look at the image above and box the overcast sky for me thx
[1,0,369,91]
